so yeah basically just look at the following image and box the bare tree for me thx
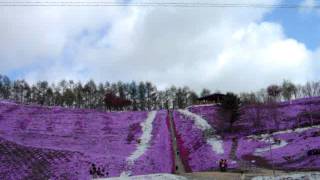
[281,80,297,102]
[256,88,269,103]
[267,85,282,102]
[311,81,320,96]
[240,92,258,105]
[294,84,302,99]
[302,82,313,97]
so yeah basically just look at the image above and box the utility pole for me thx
[268,130,275,177]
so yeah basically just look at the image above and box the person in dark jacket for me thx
[219,159,228,172]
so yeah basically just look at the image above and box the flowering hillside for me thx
[241,124,320,170]
[0,101,173,179]
[125,110,174,176]
[173,97,320,172]
[188,97,320,135]
[172,109,235,172]
[1,96,319,178]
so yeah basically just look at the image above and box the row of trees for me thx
[239,80,320,105]
[1,74,320,111]
[238,80,320,133]
[219,81,319,133]
[0,74,200,111]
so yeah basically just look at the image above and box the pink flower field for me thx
[0,101,173,179]
[1,96,320,179]
[172,97,320,172]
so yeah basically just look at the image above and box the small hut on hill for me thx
[197,93,226,104]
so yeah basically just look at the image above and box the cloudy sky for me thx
[1,0,320,92]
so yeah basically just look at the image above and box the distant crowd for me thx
[89,164,108,178]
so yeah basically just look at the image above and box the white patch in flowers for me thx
[178,109,224,154]
[121,111,157,176]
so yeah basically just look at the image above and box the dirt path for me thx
[183,171,242,180]
[229,138,238,160]
[168,110,186,174]
[179,169,290,180]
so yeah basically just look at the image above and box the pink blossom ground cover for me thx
[172,110,235,172]
[176,97,320,171]
[129,110,174,175]
[0,101,173,179]
[187,105,220,130]
[249,127,320,170]
[189,97,320,136]
[1,96,320,178]
[0,136,88,180]
[233,126,320,170]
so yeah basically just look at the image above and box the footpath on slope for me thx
[229,138,239,160]
[97,170,320,180]
[168,110,186,174]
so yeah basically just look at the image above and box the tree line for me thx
[234,80,320,134]
[217,81,320,134]
[240,80,320,105]
[1,74,320,111]
[0,74,200,111]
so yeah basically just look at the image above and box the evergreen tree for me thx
[64,88,75,107]
[129,81,138,111]
[138,82,146,110]
[200,88,211,97]
[84,80,97,108]
[74,82,83,108]
[220,92,241,132]
[187,91,199,106]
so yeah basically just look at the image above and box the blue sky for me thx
[0,0,319,92]
[264,0,320,50]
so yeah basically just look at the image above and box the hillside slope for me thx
[0,101,173,179]
[173,97,320,172]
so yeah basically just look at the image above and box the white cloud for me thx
[202,22,313,92]
[0,2,125,71]
[0,0,319,92]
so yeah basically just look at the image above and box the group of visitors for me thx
[308,148,320,156]
[89,163,108,178]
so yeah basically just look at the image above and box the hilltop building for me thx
[197,93,226,104]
